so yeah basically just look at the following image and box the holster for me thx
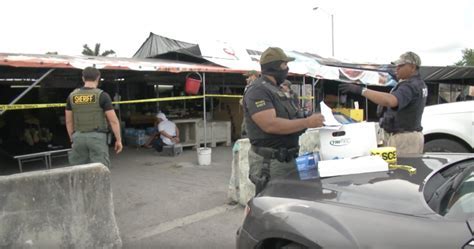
[250,146,299,195]
[249,158,271,196]
[251,146,299,163]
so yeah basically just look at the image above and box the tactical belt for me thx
[251,145,299,162]
[75,129,108,134]
[390,130,421,135]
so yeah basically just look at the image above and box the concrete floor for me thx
[1,145,245,248]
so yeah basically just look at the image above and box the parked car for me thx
[422,101,474,153]
[236,154,474,248]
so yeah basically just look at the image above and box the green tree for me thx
[82,43,115,57]
[455,48,474,66]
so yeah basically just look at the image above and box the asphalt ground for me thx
[0,145,245,249]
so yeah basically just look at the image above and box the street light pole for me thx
[330,13,334,57]
[313,7,335,57]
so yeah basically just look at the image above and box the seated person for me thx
[144,112,180,152]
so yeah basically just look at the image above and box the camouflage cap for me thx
[391,51,421,66]
[243,70,259,77]
[260,47,295,65]
[281,80,292,86]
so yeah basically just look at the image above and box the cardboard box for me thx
[319,122,377,160]
[318,156,388,177]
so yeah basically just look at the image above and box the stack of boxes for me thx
[124,128,148,147]
[296,122,385,179]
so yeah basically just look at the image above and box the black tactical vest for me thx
[69,88,108,132]
[381,74,427,133]
[244,78,302,148]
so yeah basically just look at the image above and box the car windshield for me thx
[425,158,474,219]
[443,168,474,218]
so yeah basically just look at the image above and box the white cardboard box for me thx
[319,122,378,160]
[318,156,388,177]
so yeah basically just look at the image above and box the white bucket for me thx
[197,147,212,166]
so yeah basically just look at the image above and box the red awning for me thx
[0,53,244,74]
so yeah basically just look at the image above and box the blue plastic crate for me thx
[124,128,136,136]
[145,127,157,135]
[125,134,148,147]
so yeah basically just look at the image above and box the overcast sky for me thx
[1,0,472,66]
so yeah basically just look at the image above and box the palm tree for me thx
[455,48,474,66]
[82,43,116,57]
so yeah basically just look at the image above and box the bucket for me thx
[185,73,202,95]
[197,147,212,166]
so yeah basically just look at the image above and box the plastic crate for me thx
[125,134,149,147]
[160,144,183,157]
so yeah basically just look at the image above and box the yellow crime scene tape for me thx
[205,94,314,100]
[114,95,204,104]
[0,93,315,111]
[0,96,204,111]
[370,147,417,175]
[0,103,67,111]
[205,94,242,98]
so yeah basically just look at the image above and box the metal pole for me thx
[0,68,55,116]
[312,78,316,113]
[302,77,305,109]
[202,72,207,148]
[313,7,335,58]
[365,93,369,121]
[331,14,335,57]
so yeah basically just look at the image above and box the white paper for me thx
[320,101,342,127]
[318,156,388,178]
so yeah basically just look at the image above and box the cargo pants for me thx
[68,131,110,168]
[248,148,296,184]
[385,131,424,156]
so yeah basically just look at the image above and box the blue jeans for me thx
[153,137,164,152]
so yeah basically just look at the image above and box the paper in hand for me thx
[320,101,342,127]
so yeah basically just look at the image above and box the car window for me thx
[425,158,474,218]
[444,172,474,219]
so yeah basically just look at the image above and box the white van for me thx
[421,101,474,152]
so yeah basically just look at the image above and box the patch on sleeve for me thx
[72,94,96,104]
[255,100,266,108]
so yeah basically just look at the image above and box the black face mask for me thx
[261,61,289,85]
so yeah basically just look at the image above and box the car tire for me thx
[280,242,307,249]
[424,138,470,153]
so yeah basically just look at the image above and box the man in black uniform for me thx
[340,51,428,155]
[243,47,325,195]
[65,67,123,168]
[240,70,260,137]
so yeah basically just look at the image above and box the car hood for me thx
[423,101,474,116]
[261,154,466,216]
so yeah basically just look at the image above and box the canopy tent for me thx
[134,32,474,86]
[420,66,474,85]
[319,61,474,86]
[0,53,241,73]
[133,33,396,86]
